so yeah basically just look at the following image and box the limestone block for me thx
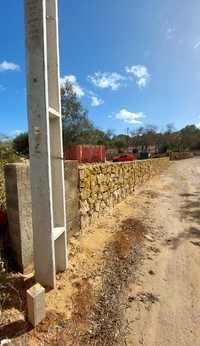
[100,201,106,210]
[81,215,90,229]
[90,176,97,190]
[100,184,106,193]
[88,196,95,206]
[90,212,98,224]
[95,201,100,212]
[80,189,90,200]
[79,168,87,180]
[97,174,104,184]
[96,193,102,201]
[80,200,89,216]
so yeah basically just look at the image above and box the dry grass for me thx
[28,218,146,346]
[0,215,146,345]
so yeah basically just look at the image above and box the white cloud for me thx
[90,95,104,107]
[60,75,85,97]
[137,77,148,89]
[15,130,23,136]
[0,61,20,72]
[125,65,150,89]
[9,129,23,137]
[194,40,200,49]
[88,72,125,91]
[115,109,145,124]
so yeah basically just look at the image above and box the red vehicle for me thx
[112,153,135,162]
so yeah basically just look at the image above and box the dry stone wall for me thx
[4,158,169,272]
[79,158,169,229]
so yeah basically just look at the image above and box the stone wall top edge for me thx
[64,160,79,163]
[78,157,169,170]
[4,157,168,170]
[5,162,29,168]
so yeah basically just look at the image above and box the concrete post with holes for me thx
[25,0,67,288]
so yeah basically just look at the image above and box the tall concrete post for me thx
[25,0,67,288]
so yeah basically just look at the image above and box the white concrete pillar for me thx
[25,0,67,288]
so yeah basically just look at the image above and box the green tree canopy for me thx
[61,80,111,147]
[11,80,200,156]
[111,134,129,150]
[13,132,29,156]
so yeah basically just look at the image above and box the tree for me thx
[61,80,85,120]
[166,123,175,134]
[130,125,158,152]
[61,80,111,147]
[111,134,129,150]
[179,125,200,150]
[141,125,158,148]
[12,78,200,155]
[13,132,29,156]
[12,81,112,155]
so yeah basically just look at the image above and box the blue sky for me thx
[1,0,200,136]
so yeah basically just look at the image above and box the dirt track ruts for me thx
[125,157,200,345]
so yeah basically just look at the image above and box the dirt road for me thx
[2,157,200,346]
[125,157,200,346]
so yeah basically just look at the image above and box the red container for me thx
[65,145,105,163]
